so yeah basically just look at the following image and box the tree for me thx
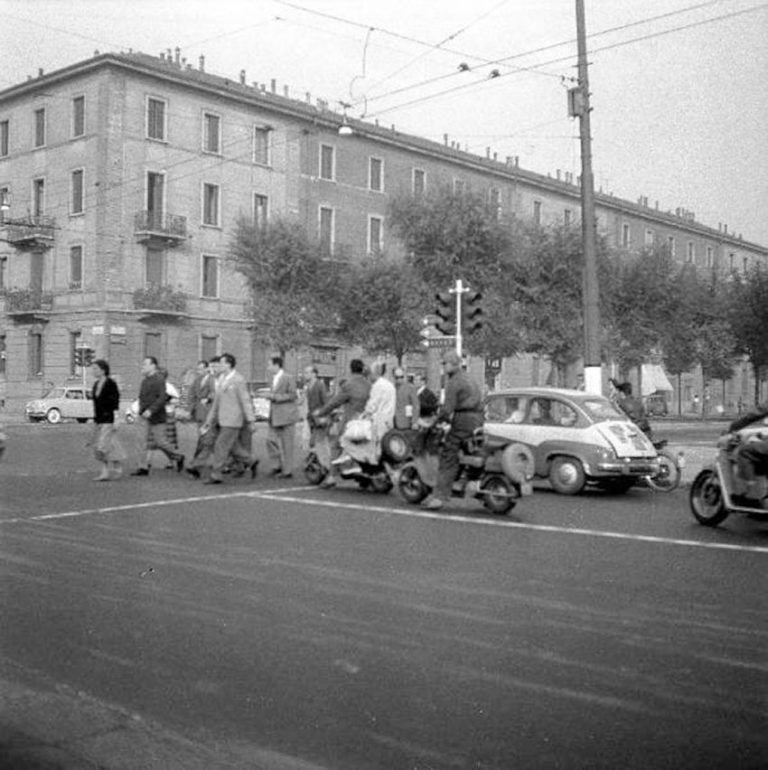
[334,255,428,364]
[229,216,338,356]
[388,188,522,359]
[728,265,768,405]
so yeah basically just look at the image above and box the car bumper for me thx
[591,458,660,477]
[25,409,46,420]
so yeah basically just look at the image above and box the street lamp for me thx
[337,101,354,137]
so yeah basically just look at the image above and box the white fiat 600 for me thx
[484,387,659,495]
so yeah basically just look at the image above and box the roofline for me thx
[1,51,765,253]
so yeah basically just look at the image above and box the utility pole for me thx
[573,0,602,394]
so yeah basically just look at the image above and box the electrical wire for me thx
[363,2,768,120]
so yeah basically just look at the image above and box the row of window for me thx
[146,96,273,165]
[0,96,86,157]
[619,221,743,269]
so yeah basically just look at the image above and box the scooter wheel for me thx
[304,452,327,485]
[646,450,681,492]
[398,463,430,504]
[370,473,393,494]
[481,474,517,515]
[689,469,729,527]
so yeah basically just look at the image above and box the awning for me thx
[640,363,674,395]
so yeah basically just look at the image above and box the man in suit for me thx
[266,356,299,478]
[313,358,371,489]
[201,353,256,485]
[393,366,420,429]
[415,373,439,419]
[130,356,185,476]
[185,359,217,479]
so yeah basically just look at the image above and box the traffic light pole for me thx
[449,278,469,357]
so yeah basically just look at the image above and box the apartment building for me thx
[1,50,765,411]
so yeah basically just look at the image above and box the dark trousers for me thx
[189,424,218,470]
[434,414,482,500]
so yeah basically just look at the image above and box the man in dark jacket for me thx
[611,380,652,437]
[729,403,768,499]
[130,356,185,476]
[314,358,371,488]
[422,351,483,510]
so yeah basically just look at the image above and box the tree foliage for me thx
[333,255,428,363]
[229,216,339,355]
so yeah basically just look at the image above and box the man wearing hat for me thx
[422,350,483,510]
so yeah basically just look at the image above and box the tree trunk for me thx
[677,373,682,416]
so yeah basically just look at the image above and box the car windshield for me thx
[41,387,67,399]
[581,398,626,422]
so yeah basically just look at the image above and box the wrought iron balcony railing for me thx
[3,287,54,313]
[134,211,187,245]
[132,283,188,314]
[0,216,56,250]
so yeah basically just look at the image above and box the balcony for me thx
[0,216,56,250]
[3,287,54,319]
[134,211,187,246]
[132,283,188,318]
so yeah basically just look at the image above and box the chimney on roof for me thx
[167,48,172,60]
[486,147,491,159]
[174,47,181,65]
[240,69,246,85]
[38,68,44,77]
[306,92,311,103]
[94,49,100,56]
[724,224,728,234]
[283,85,289,97]
[556,169,561,180]
[160,52,165,61]
[493,152,497,162]
[515,156,519,167]
[270,79,276,93]
[199,55,205,72]
[444,134,448,146]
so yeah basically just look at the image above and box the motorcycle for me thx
[689,423,768,527]
[304,413,418,494]
[395,423,534,515]
[643,439,684,492]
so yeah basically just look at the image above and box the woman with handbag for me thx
[90,358,126,481]
[337,361,396,470]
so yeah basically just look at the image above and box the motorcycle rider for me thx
[728,402,768,500]
[610,379,652,438]
[421,350,483,511]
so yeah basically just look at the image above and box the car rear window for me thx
[582,398,624,421]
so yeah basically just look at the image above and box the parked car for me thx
[25,385,93,424]
[251,387,271,421]
[125,382,180,423]
[644,391,669,417]
[483,387,659,494]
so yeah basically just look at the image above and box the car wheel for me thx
[481,474,517,515]
[397,463,430,504]
[549,455,586,495]
[689,469,728,527]
[46,408,62,425]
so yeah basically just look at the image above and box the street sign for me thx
[428,336,456,349]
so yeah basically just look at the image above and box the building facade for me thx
[1,51,765,412]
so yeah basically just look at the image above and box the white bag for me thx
[344,417,372,443]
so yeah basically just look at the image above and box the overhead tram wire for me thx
[275,0,741,113]
[362,2,768,120]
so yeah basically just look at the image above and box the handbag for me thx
[344,417,372,443]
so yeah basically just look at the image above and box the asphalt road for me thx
[0,422,766,769]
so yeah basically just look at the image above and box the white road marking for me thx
[1,486,766,554]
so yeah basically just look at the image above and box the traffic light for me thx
[75,347,94,368]
[434,292,454,335]
[419,317,432,347]
[463,290,483,334]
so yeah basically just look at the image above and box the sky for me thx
[2,0,767,246]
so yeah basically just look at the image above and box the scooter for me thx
[396,424,534,515]
[304,414,418,494]
[689,424,768,527]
